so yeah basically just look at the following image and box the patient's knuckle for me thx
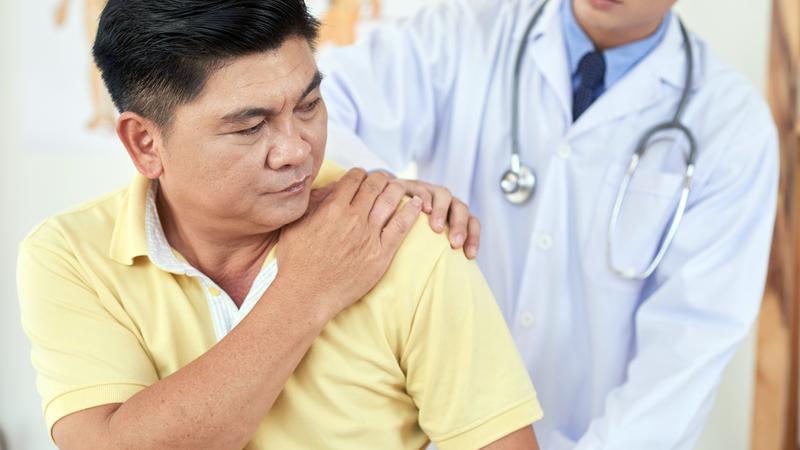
[379,193,401,209]
[395,217,414,235]
[370,171,390,184]
[361,180,383,196]
[348,167,368,179]
[386,180,405,194]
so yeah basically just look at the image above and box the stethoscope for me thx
[500,0,697,280]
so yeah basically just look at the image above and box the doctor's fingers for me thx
[368,180,408,231]
[446,198,470,250]
[464,216,481,260]
[391,179,434,214]
[429,186,454,233]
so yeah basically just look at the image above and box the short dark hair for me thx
[93,0,320,127]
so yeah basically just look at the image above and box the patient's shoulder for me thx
[364,206,457,313]
[314,160,458,294]
[21,186,128,252]
[314,160,453,275]
[392,211,452,275]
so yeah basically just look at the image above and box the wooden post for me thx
[753,0,800,449]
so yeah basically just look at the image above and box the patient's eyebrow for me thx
[221,107,273,124]
[300,71,324,100]
[220,71,324,124]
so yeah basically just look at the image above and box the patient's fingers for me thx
[381,196,423,251]
[351,171,391,213]
[329,168,368,205]
[369,180,407,230]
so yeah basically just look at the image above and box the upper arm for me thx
[17,226,158,439]
[400,246,542,450]
[481,426,539,450]
[318,1,468,171]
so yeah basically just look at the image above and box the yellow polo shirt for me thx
[18,161,542,449]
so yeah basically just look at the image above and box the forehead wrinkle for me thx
[231,51,307,89]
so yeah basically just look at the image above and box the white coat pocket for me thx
[580,162,683,293]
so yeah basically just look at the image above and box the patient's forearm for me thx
[54,277,334,450]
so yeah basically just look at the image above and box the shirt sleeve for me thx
[400,246,543,449]
[17,223,159,435]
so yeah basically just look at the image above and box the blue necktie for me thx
[572,50,605,121]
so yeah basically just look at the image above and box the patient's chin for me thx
[270,194,311,227]
[284,207,308,226]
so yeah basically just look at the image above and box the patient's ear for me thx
[116,111,164,180]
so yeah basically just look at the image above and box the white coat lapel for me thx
[525,0,572,124]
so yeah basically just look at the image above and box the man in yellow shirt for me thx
[17,1,543,448]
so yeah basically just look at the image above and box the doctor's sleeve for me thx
[573,101,779,449]
[400,246,543,450]
[318,1,467,172]
[17,224,158,435]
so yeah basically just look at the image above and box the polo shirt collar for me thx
[108,161,345,266]
[109,174,151,266]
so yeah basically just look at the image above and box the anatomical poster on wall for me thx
[19,0,121,152]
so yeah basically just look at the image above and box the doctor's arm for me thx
[319,2,481,258]
[573,112,779,449]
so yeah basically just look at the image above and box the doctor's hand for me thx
[389,177,480,260]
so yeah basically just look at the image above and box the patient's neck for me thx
[156,192,279,307]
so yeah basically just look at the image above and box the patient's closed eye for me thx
[237,120,266,136]
[297,98,322,116]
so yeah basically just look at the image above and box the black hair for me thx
[92,0,320,127]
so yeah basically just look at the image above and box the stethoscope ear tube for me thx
[501,0,550,205]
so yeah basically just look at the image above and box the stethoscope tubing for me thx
[505,0,698,280]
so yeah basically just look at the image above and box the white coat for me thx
[318,0,779,448]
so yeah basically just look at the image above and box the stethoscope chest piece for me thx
[500,164,536,204]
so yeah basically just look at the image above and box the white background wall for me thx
[0,0,773,449]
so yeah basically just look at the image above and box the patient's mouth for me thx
[280,176,309,194]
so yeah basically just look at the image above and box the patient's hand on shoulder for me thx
[380,175,480,260]
[277,168,423,318]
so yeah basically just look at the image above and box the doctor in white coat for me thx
[317,0,779,448]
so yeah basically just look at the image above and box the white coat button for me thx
[520,312,535,328]
[536,233,553,251]
[557,144,572,159]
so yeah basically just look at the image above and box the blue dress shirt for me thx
[562,0,671,97]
